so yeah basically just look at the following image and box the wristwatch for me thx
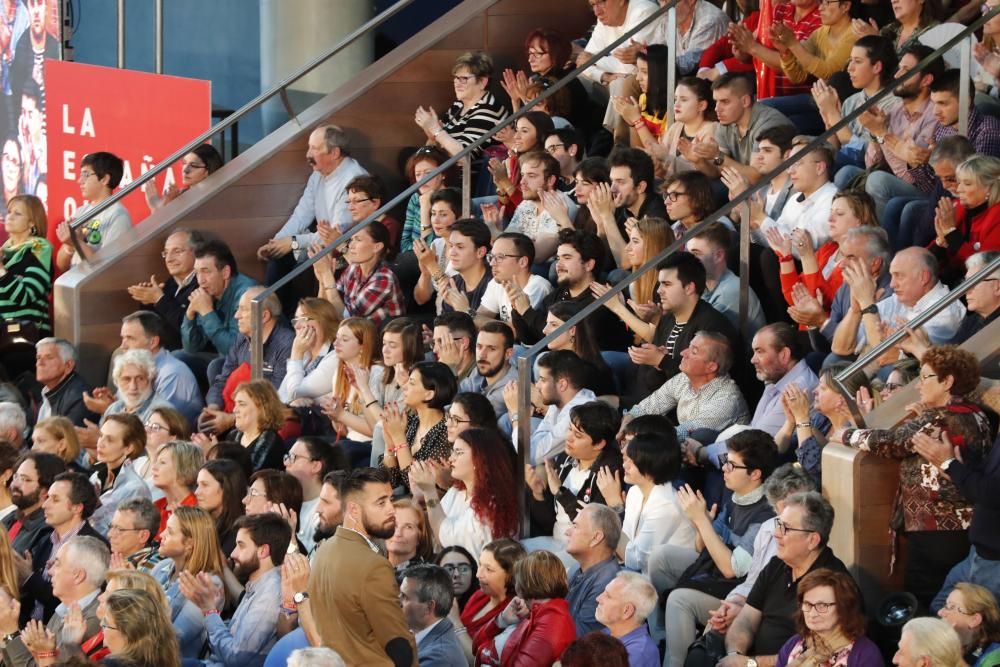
[860,303,879,317]
[712,154,725,166]
[293,591,310,605]
[747,658,758,667]
[290,236,300,252]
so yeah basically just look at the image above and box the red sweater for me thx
[779,241,843,309]
[699,12,759,74]
[928,200,1000,276]
[477,598,576,666]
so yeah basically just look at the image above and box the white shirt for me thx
[756,182,838,258]
[275,157,369,253]
[513,388,598,465]
[583,0,661,80]
[278,344,339,403]
[439,487,494,558]
[298,497,321,555]
[651,0,730,54]
[480,275,553,323]
[622,483,697,574]
[857,281,967,350]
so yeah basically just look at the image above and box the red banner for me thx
[43,60,211,245]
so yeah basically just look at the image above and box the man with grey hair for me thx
[717,492,851,667]
[35,337,99,427]
[400,564,465,666]
[258,125,368,312]
[0,403,25,449]
[665,464,815,667]
[0,534,109,667]
[101,349,172,425]
[595,571,660,667]
[622,332,750,443]
[199,286,294,434]
[566,503,623,636]
[288,647,347,667]
[832,246,965,369]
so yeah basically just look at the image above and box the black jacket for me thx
[510,284,632,352]
[41,371,100,428]
[950,432,1000,558]
[2,506,50,557]
[528,450,625,537]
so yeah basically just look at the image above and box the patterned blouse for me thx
[843,399,992,533]
[379,413,450,491]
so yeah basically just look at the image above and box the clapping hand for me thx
[281,552,311,602]
[783,383,811,423]
[595,466,624,507]
[791,228,815,259]
[628,343,666,368]
[788,283,826,328]
[676,483,716,523]
[543,458,561,495]
[22,621,57,666]
[82,387,114,415]
[611,95,642,125]
[414,106,440,134]
[811,79,841,115]
[439,275,472,313]
[769,21,797,49]
[500,69,531,106]
[481,202,504,231]
[764,227,793,259]
[851,17,880,37]
[934,198,957,244]
[539,189,572,229]
[487,158,513,193]
[127,274,165,304]
[586,182,615,226]
[589,281,628,317]
[179,571,224,613]
[59,604,86,646]
[382,402,409,448]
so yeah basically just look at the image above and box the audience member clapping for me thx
[648,77,718,178]
[611,44,672,145]
[143,144,223,211]
[107,497,161,572]
[400,146,452,253]
[413,188,462,308]
[930,155,1000,285]
[476,549,576,665]
[379,360,455,493]
[321,316,377,466]
[411,426,518,557]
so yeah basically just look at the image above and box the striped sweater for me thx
[0,236,52,333]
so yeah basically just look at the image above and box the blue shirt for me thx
[181,272,258,355]
[609,625,660,667]
[206,324,295,408]
[274,157,369,246]
[205,567,283,667]
[155,348,203,425]
[567,557,621,636]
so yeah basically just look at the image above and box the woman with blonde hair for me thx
[896,617,965,667]
[0,193,52,333]
[151,506,227,658]
[624,216,675,307]
[100,569,170,616]
[938,583,1000,666]
[279,297,341,404]
[151,441,204,536]
[323,317,379,468]
[102,588,182,667]
[31,416,82,469]
[231,379,287,472]
[387,498,435,581]
[931,155,1000,284]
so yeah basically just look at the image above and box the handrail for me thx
[833,254,1000,389]
[65,0,417,255]
[248,0,684,369]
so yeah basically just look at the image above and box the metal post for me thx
[738,202,751,339]
[250,300,264,380]
[155,0,163,74]
[666,5,677,124]
[117,0,126,69]
[461,156,472,218]
[516,356,532,538]
[959,36,972,137]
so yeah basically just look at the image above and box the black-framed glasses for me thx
[801,600,835,614]
[347,197,372,205]
[447,414,471,426]
[486,252,523,263]
[775,518,815,536]
[284,452,316,465]
[719,454,747,473]
[664,191,688,202]
[183,162,207,172]
[100,621,119,631]
[545,143,565,154]
[442,563,473,575]
[453,75,477,84]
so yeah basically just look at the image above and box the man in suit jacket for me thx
[400,564,466,667]
[0,535,109,667]
[308,468,416,666]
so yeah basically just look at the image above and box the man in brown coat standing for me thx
[309,468,416,666]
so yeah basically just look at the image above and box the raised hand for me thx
[627,343,666,368]
[308,241,336,287]
[60,603,86,646]
[783,384,811,423]
[481,202,504,231]
[791,228,815,259]
[788,283,826,328]
[382,401,409,448]
[539,189,572,229]
[934,198,957,243]
[126,274,165,304]
[851,17,880,37]
[764,227,793,258]
[611,95,642,125]
[543,458,561,495]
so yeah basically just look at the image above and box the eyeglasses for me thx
[108,524,145,535]
[453,75,477,84]
[347,197,372,205]
[719,454,748,473]
[545,143,565,155]
[943,602,974,615]
[882,382,903,393]
[527,49,548,59]
[486,252,523,263]
[161,248,189,258]
[447,414,471,425]
[801,600,836,614]
[182,162,207,172]
[13,474,38,485]
[291,316,315,326]
[283,452,316,465]
[100,621,119,631]
[245,488,267,499]
[144,422,169,433]
[664,191,688,202]
[919,372,938,382]
[79,170,97,182]
[442,563,473,575]
[775,518,815,536]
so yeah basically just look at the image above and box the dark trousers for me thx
[905,529,970,613]
[265,253,318,319]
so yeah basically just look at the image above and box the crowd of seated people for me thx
[6,0,1000,665]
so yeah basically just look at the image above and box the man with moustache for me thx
[308,468,416,666]
[3,452,66,555]
[311,470,347,552]
[459,321,517,418]
[181,512,291,667]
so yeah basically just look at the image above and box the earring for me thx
[30,226,36,236]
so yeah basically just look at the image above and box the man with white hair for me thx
[101,349,172,425]
[400,564,465,666]
[199,286,294,434]
[893,617,965,667]
[595,571,660,667]
[832,246,965,366]
[0,534,109,666]
[0,403,25,449]
[288,648,347,667]
[35,337,98,427]
[566,504,623,637]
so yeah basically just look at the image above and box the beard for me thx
[232,553,260,584]
[11,488,39,510]
[477,358,506,379]
[364,513,396,540]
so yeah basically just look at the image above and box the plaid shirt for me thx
[628,373,750,441]
[910,108,1000,193]
[336,261,405,329]
[769,2,823,97]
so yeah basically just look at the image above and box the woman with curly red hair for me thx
[409,426,517,557]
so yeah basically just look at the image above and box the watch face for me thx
[293,592,308,604]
